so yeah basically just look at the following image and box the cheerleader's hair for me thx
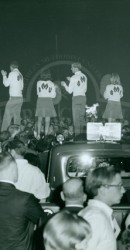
[110,73,121,85]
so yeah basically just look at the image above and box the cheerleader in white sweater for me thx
[35,70,57,139]
[102,73,123,122]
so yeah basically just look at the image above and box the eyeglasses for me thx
[102,183,124,189]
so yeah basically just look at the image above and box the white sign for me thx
[87,122,121,141]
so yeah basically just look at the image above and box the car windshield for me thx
[67,155,130,178]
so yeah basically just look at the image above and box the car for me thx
[40,139,130,227]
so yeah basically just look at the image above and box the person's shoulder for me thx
[77,71,87,81]
[48,80,55,85]
[27,162,44,175]
[79,206,108,223]
[14,187,39,202]
[71,74,77,80]
[81,72,87,82]
[8,71,15,77]
[14,187,33,199]
[69,74,78,83]
[106,84,112,90]
[37,80,43,85]
[80,71,87,77]
[119,84,123,89]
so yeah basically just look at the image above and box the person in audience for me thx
[0,151,47,250]
[102,73,123,122]
[125,214,130,229]
[120,229,130,250]
[0,130,11,152]
[8,124,21,138]
[43,210,91,250]
[121,124,130,143]
[61,62,87,136]
[79,163,126,250]
[1,61,24,131]
[60,178,87,213]
[0,130,11,142]
[116,213,130,250]
[35,69,57,139]
[8,139,50,201]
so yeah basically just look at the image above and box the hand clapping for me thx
[66,76,70,81]
[1,70,7,76]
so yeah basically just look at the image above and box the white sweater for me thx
[104,84,123,101]
[3,68,24,97]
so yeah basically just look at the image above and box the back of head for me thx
[43,210,91,250]
[0,152,18,182]
[7,139,26,157]
[110,73,121,85]
[10,60,19,69]
[71,62,81,71]
[62,178,85,202]
[40,69,52,81]
[86,163,120,198]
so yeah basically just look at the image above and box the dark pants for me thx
[72,96,86,136]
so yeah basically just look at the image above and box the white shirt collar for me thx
[88,199,113,217]
[13,68,19,72]
[66,204,83,208]
[0,180,15,185]
[75,70,81,75]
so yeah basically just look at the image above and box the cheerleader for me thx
[102,73,123,122]
[61,62,87,136]
[35,70,57,139]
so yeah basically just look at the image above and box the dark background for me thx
[0,0,130,120]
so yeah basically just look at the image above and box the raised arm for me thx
[1,70,10,87]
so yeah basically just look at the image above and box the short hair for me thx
[43,210,91,250]
[40,69,52,81]
[86,164,121,197]
[71,62,81,70]
[63,178,84,200]
[7,139,26,156]
[0,131,11,142]
[10,61,19,69]
[0,152,15,171]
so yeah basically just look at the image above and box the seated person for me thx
[43,210,91,250]
[118,214,130,250]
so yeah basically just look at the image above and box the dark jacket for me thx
[0,182,47,250]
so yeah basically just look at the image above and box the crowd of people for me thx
[0,150,130,250]
[0,60,130,250]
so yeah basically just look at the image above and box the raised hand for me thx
[66,76,71,81]
[1,70,7,76]
[61,81,66,87]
